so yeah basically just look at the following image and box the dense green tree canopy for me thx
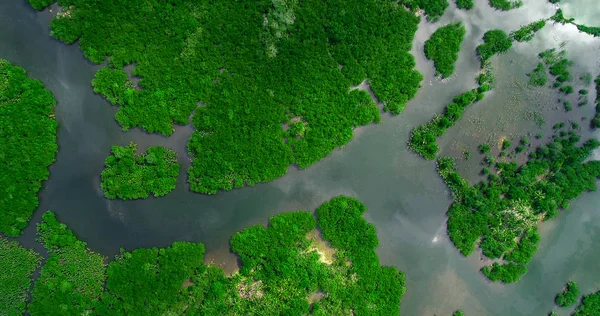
[30,0,423,194]
[489,0,522,11]
[438,133,600,283]
[0,59,58,236]
[100,143,180,200]
[424,23,466,78]
[455,0,474,10]
[29,212,106,316]
[476,30,513,64]
[555,281,580,307]
[0,237,41,315]
[574,291,600,315]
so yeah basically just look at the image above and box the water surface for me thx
[1,0,599,314]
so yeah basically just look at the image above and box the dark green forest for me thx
[424,23,466,78]
[100,143,180,200]
[0,59,58,236]
[30,0,423,194]
[1,196,406,315]
[438,132,600,283]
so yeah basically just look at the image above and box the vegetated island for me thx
[437,130,600,283]
[0,237,41,315]
[455,0,474,10]
[2,196,407,315]
[100,143,180,200]
[424,22,466,78]
[488,0,522,11]
[29,0,423,195]
[0,59,58,236]
[555,281,580,307]
[592,75,600,128]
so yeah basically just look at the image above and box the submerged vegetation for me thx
[424,23,466,78]
[528,62,548,87]
[0,237,41,315]
[100,143,180,200]
[0,59,58,236]
[408,29,511,160]
[438,132,600,283]
[555,281,580,307]
[29,212,106,316]
[4,196,406,314]
[29,0,423,194]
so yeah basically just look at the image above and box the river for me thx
[1,0,599,314]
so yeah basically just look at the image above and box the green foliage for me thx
[481,263,527,283]
[12,196,402,315]
[528,62,548,86]
[0,237,41,315]
[555,281,580,307]
[576,24,600,37]
[511,20,546,42]
[455,0,474,9]
[453,310,465,316]
[97,242,206,315]
[408,90,481,159]
[416,0,449,21]
[592,75,600,129]
[29,212,106,316]
[315,196,406,315]
[438,135,600,282]
[479,144,491,154]
[476,30,513,64]
[560,86,574,94]
[101,143,180,200]
[574,291,600,315]
[0,59,58,236]
[424,23,466,78]
[502,139,511,150]
[488,0,522,11]
[28,0,54,10]
[29,0,422,195]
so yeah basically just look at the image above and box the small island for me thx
[424,22,466,78]
[100,143,180,200]
[555,281,580,308]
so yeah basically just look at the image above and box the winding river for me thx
[1,0,599,314]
